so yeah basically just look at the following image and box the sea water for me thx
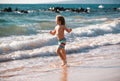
[0,4,120,77]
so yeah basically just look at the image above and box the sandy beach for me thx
[0,44,120,81]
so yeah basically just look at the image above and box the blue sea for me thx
[0,4,120,36]
[0,4,120,81]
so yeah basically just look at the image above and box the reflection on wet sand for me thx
[61,66,68,81]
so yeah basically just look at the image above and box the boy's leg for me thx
[56,48,64,62]
[61,48,67,66]
[56,48,67,66]
[61,48,66,61]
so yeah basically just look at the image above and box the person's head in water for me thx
[56,15,65,25]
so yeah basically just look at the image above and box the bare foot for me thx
[61,61,67,67]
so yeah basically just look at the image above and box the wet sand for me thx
[1,64,120,81]
[0,44,120,81]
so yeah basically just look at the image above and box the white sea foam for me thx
[0,34,57,54]
[68,18,120,38]
[0,18,120,62]
[70,17,108,23]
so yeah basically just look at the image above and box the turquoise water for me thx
[0,4,120,36]
[0,4,120,63]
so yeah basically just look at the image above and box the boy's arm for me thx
[64,26,72,33]
[49,29,56,35]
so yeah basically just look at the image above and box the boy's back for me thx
[55,25,65,40]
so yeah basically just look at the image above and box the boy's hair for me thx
[56,15,65,25]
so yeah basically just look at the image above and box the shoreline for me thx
[0,44,120,81]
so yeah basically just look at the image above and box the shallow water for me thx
[0,44,120,81]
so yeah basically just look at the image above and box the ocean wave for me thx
[72,17,108,22]
[0,34,120,62]
[0,20,55,37]
[67,17,108,27]
[67,19,120,38]
[0,33,57,54]
[0,25,37,37]
[0,19,7,23]
[0,19,120,62]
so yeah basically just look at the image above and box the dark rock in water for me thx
[15,8,18,11]
[20,10,28,13]
[0,6,89,14]
[113,8,120,11]
[79,8,85,12]
[48,7,89,13]
[48,7,61,13]
[0,7,28,14]
[2,7,12,12]
[84,9,88,13]
[113,8,117,10]
[55,9,60,13]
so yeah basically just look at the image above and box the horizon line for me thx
[0,3,119,4]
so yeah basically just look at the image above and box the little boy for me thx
[50,15,72,66]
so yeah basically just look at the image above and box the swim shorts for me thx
[58,38,66,48]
